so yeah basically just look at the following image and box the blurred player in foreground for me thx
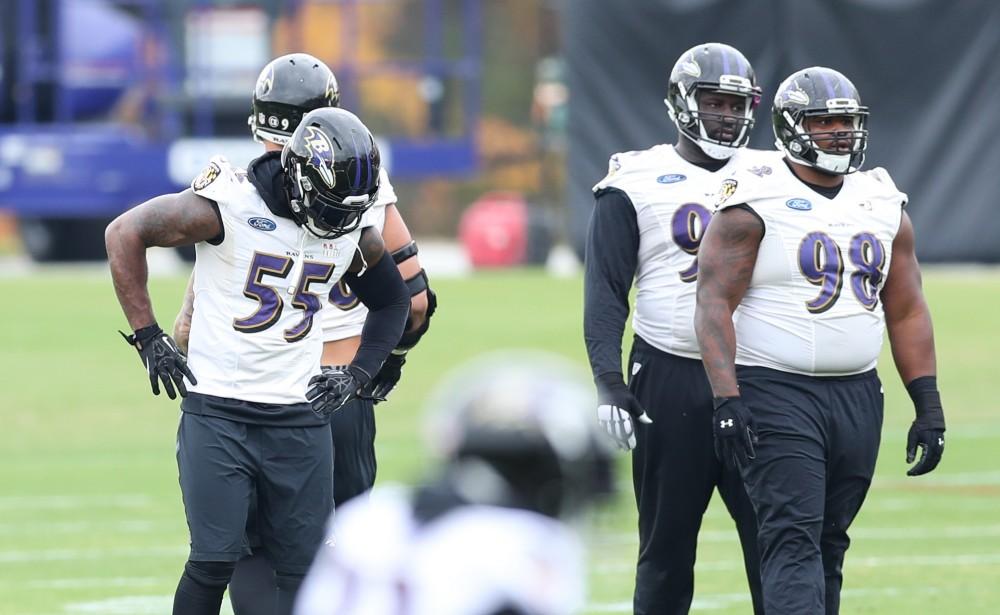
[293,352,616,615]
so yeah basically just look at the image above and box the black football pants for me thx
[629,336,764,615]
[228,396,377,615]
[737,366,883,615]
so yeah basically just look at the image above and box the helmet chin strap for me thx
[684,132,739,160]
[814,150,852,174]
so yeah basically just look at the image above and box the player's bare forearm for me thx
[696,295,741,397]
[695,207,762,398]
[173,270,196,353]
[105,190,222,330]
[882,212,936,384]
[382,205,428,332]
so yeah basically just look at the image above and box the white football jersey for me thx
[294,486,585,615]
[185,156,361,404]
[320,167,396,342]
[717,159,906,375]
[593,145,776,358]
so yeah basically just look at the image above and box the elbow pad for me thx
[398,269,436,351]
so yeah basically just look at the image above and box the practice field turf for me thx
[1,267,998,614]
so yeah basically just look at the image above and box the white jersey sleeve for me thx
[320,167,397,343]
[716,158,905,375]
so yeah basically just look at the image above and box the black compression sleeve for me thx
[584,188,639,380]
[342,251,410,380]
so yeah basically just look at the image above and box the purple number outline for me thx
[285,261,336,342]
[328,280,360,311]
[670,202,713,283]
[798,231,844,314]
[848,232,886,311]
[233,252,293,333]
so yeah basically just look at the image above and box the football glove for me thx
[905,376,946,476]
[359,351,406,403]
[307,365,368,418]
[596,373,652,451]
[120,324,197,400]
[713,396,757,471]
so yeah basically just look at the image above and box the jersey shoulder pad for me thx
[191,155,241,204]
[593,146,665,193]
[713,150,786,211]
[375,167,397,207]
[859,166,908,207]
[360,199,387,232]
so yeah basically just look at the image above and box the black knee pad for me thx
[184,560,236,588]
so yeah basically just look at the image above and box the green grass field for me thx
[1,267,998,614]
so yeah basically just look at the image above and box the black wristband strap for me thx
[713,396,740,410]
[906,375,942,416]
[595,372,626,391]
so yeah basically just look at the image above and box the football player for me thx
[293,352,616,615]
[106,108,410,615]
[583,43,765,614]
[695,66,947,614]
[171,54,435,615]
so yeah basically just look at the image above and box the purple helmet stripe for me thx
[818,70,837,99]
[349,131,362,192]
[721,48,731,75]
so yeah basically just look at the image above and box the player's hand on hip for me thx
[121,324,197,400]
[595,373,652,451]
[712,396,757,471]
[906,412,945,476]
[359,351,406,403]
[307,365,368,418]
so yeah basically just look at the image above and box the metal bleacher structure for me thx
[0,0,481,260]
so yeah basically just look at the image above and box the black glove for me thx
[905,376,946,476]
[713,396,757,471]
[307,365,369,418]
[120,324,197,400]
[359,351,406,403]
[595,373,652,451]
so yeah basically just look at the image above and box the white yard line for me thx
[0,494,153,511]
[593,552,1000,574]
[587,585,944,612]
[0,545,185,563]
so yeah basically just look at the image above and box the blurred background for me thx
[1,1,999,614]
[0,0,998,265]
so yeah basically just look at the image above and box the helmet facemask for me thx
[778,99,869,175]
[286,161,377,239]
[666,75,760,160]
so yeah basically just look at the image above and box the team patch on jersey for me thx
[715,178,739,207]
[248,217,277,231]
[786,198,812,211]
[657,173,687,184]
[193,162,221,191]
[749,165,772,177]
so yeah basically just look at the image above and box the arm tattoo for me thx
[695,208,762,398]
[106,190,221,330]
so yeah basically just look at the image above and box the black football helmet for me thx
[772,66,869,175]
[281,108,381,238]
[664,43,761,160]
[249,53,340,145]
[425,352,616,519]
